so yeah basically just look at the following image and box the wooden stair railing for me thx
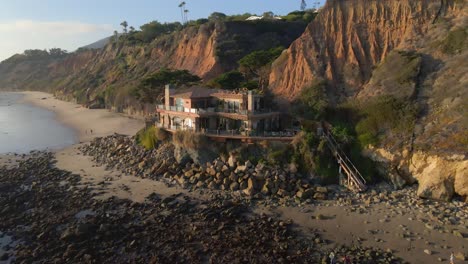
[321,127,367,192]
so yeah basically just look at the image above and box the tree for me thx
[49,48,68,57]
[132,68,201,103]
[120,21,128,34]
[134,21,182,43]
[292,79,328,120]
[209,71,245,90]
[208,12,227,21]
[238,47,283,77]
[238,46,284,90]
[178,2,186,24]
[262,11,275,19]
[184,9,189,23]
[129,26,135,33]
[24,49,49,57]
[300,0,307,11]
[113,30,119,42]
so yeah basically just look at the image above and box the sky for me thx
[0,0,325,62]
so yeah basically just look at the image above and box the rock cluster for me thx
[0,152,400,263]
[80,135,328,203]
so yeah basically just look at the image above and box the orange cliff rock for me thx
[269,0,453,101]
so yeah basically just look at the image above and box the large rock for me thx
[227,155,237,168]
[296,188,314,199]
[243,178,256,196]
[410,152,467,201]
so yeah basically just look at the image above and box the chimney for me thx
[165,84,174,108]
[247,91,254,112]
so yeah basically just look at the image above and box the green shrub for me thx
[355,95,418,147]
[292,79,329,120]
[136,126,158,150]
[442,28,467,54]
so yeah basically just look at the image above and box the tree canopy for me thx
[132,68,201,103]
[238,46,284,77]
[208,71,245,90]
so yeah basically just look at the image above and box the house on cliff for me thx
[155,85,294,141]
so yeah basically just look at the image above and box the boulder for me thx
[206,167,217,176]
[296,188,314,199]
[455,252,466,261]
[388,170,407,190]
[417,177,454,202]
[235,165,247,173]
[313,192,327,200]
[229,172,238,182]
[315,186,328,193]
[207,181,218,190]
[227,155,237,168]
[230,182,239,191]
[410,152,467,201]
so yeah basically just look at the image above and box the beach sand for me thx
[20,91,143,142]
[11,91,468,263]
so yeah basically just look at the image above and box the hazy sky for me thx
[0,0,325,62]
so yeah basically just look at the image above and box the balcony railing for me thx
[156,122,296,138]
[157,104,275,116]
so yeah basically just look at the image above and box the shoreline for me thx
[19,91,144,143]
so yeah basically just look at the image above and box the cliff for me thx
[0,20,306,113]
[269,0,464,100]
[269,0,467,201]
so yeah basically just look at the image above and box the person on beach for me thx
[90,129,93,134]
[450,252,455,264]
[328,252,335,264]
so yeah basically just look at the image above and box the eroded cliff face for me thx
[269,0,452,100]
[0,20,305,113]
[270,0,467,201]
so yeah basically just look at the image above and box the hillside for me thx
[0,20,306,114]
[268,0,467,201]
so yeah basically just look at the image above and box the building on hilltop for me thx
[155,85,295,141]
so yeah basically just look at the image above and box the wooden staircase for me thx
[320,126,367,192]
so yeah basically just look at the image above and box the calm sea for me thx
[0,92,77,154]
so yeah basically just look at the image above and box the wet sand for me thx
[20,91,143,142]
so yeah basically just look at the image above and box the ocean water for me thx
[0,92,77,154]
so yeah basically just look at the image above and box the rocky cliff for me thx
[269,0,464,100]
[0,20,306,113]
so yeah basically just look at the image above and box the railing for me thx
[321,127,367,192]
[157,104,276,116]
[157,104,199,114]
[155,122,296,138]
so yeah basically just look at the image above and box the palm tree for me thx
[184,9,189,24]
[178,2,186,23]
[113,30,119,42]
[301,0,307,11]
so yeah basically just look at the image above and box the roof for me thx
[170,86,219,99]
[246,16,263,21]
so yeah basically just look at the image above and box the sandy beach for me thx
[20,91,144,142]
[1,91,466,263]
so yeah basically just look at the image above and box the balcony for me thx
[156,122,296,139]
[157,104,275,116]
[157,104,199,114]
